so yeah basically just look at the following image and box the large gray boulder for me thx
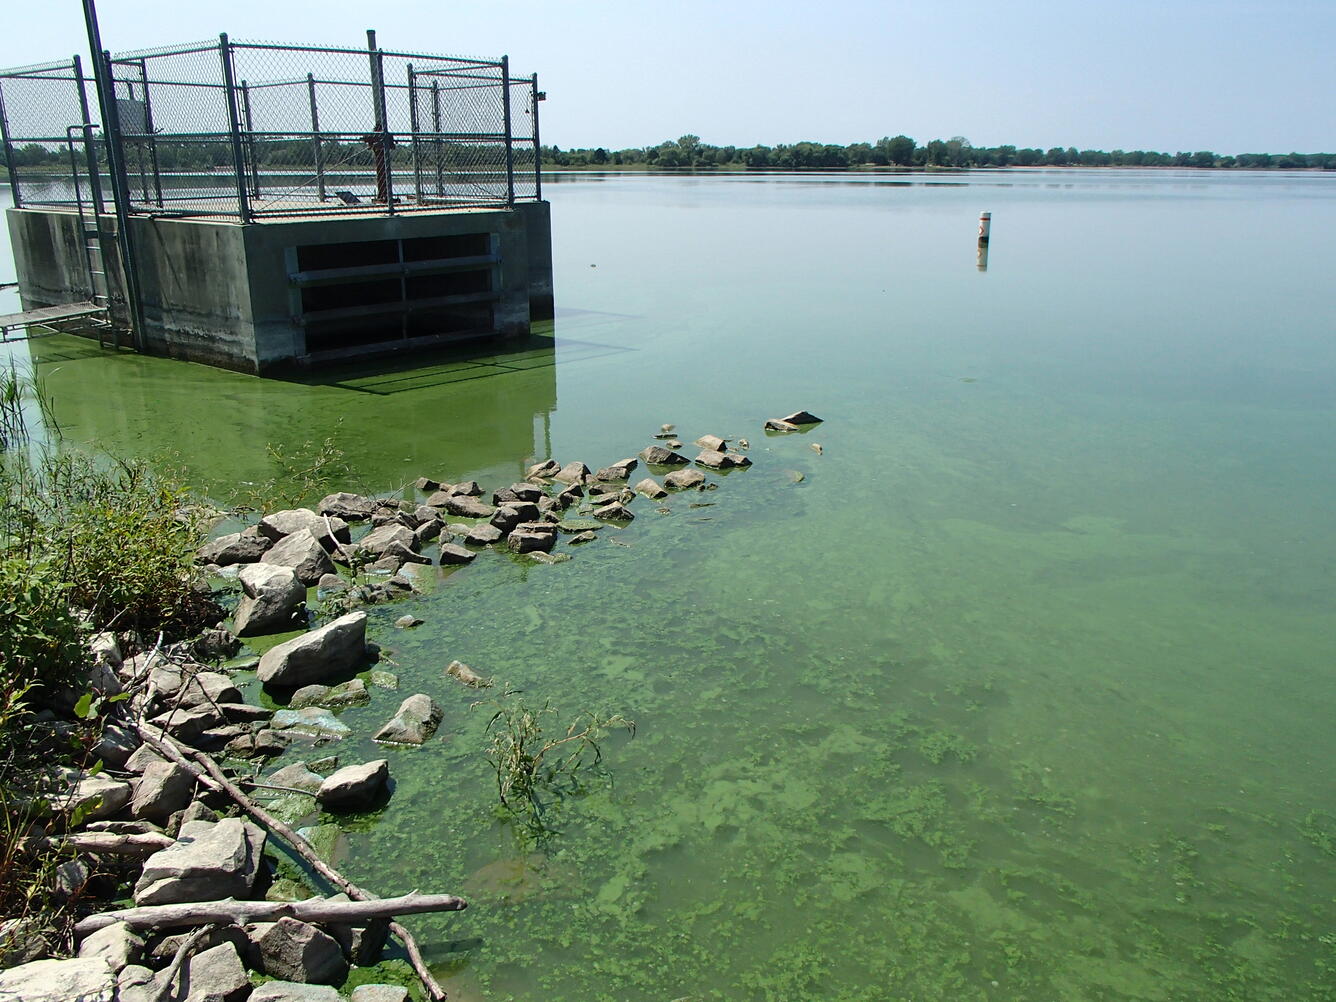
[261,529,335,585]
[259,508,350,548]
[156,941,250,1002]
[130,760,195,825]
[77,921,144,972]
[351,524,417,561]
[257,612,367,687]
[264,762,325,795]
[133,818,264,905]
[269,707,351,741]
[638,445,689,466]
[0,957,116,1002]
[234,563,307,637]
[318,492,377,522]
[372,694,442,745]
[634,477,668,499]
[249,918,347,985]
[60,768,132,822]
[198,529,271,566]
[317,759,390,811]
[437,543,476,565]
[440,495,495,519]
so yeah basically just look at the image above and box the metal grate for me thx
[0,32,542,221]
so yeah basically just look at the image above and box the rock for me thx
[125,743,165,774]
[190,627,241,663]
[600,457,638,478]
[437,543,476,564]
[552,461,591,484]
[446,660,492,688]
[88,630,122,669]
[317,573,346,592]
[633,477,668,499]
[270,707,351,740]
[259,509,351,548]
[290,678,368,709]
[176,801,219,826]
[724,452,752,467]
[261,529,336,585]
[694,434,727,451]
[134,818,263,905]
[217,702,274,723]
[507,529,555,554]
[0,957,116,1002]
[440,495,496,519]
[593,502,635,521]
[179,671,243,709]
[52,858,90,902]
[414,476,442,492]
[694,449,732,469]
[317,760,390,811]
[92,723,138,768]
[234,563,307,637]
[465,524,503,546]
[781,409,822,424]
[350,986,409,1002]
[248,918,347,985]
[265,762,325,795]
[131,761,195,825]
[117,963,154,1002]
[413,519,442,546]
[367,555,404,576]
[448,480,483,497]
[76,657,120,700]
[376,541,431,566]
[198,529,271,566]
[555,484,584,507]
[160,941,250,1002]
[639,445,690,466]
[318,492,377,522]
[146,706,226,743]
[568,530,598,544]
[63,769,132,822]
[764,418,800,432]
[77,921,144,972]
[394,614,423,629]
[489,506,523,533]
[257,612,368,687]
[252,982,344,1002]
[667,438,684,449]
[508,483,547,502]
[0,916,51,966]
[351,524,417,561]
[367,670,399,690]
[373,694,442,745]
[557,518,601,532]
[527,459,561,479]
[252,730,291,757]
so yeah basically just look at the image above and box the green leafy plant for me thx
[231,425,350,514]
[476,688,634,838]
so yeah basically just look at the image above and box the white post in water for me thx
[978,211,992,242]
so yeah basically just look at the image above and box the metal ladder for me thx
[65,124,119,348]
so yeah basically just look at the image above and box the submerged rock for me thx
[593,502,635,521]
[317,761,389,813]
[319,492,378,522]
[270,706,351,740]
[438,543,477,564]
[764,418,800,432]
[633,477,668,499]
[781,409,823,425]
[446,660,492,688]
[694,434,727,451]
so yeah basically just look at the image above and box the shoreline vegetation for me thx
[2,135,1332,182]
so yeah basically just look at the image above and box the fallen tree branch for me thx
[27,831,175,859]
[152,923,216,1002]
[76,890,468,936]
[133,724,455,1001]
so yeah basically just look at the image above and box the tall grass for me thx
[0,359,59,453]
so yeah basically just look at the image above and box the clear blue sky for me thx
[5,0,1332,153]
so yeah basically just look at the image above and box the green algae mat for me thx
[11,171,1336,1000]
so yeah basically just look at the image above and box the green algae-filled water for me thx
[7,170,1336,1000]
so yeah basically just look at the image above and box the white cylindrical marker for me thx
[978,211,992,242]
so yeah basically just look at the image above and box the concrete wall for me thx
[5,202,555,376]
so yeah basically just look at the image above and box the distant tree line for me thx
[542,135,1336,171]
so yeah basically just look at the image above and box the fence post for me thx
[366,29,393,214]
[500,56,515,206]
[531,73,541,201]
[0,79,21,209]
[307,73,325,202]
[218,34,250,221]
[72,56,106,216]
[407,64,421,204]
[240,80,261,199]
[431,80,442,197]
[100,48,149,349]
[138,59,164,207]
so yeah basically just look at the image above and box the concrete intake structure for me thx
[1,33,553,374]
[6,201,554,373]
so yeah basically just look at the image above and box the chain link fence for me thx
[0,33,542,220]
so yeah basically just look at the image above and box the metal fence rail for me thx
[0,31,542,221]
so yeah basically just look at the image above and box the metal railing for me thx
[0,32,542,221]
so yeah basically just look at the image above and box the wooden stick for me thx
[77,890,467,936]
[133,724,454,1001]
[27,831,175,859]
[152,923,216,1002]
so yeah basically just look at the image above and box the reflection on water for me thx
[8,171,1336,1000]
